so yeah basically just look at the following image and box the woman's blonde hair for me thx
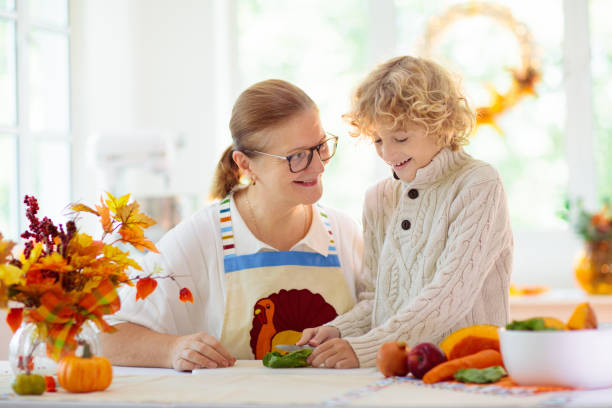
[344,56,475,150]
[209,79,317,200]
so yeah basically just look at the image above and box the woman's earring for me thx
[393,171,399,180]
[251,176,256,186]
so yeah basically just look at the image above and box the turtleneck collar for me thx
[399,147,471,190]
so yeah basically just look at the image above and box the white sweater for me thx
[328,147,514,367]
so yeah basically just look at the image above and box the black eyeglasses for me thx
[244,134,338,173]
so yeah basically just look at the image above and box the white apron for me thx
[218,197,354,359]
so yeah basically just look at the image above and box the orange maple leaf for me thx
[114,202,157,231]
[135,277,157,301]
[0,233,16,264]
[30,252,71,273]
[66,233,104,269]
[103,245,143,271]
[179,287,194,303]
[119,227,159,253]
[70,203,99,216]
[105,192,131,214]
[6,307,23,333]
[96,198,114,234]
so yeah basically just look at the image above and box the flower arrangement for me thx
[560,200,612,242]
[0,193,193,362]
[560,199,612,294]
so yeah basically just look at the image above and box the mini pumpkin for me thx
[57,343,112,393]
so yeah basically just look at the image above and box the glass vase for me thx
[8,321,101,376]
[574,240,612,294]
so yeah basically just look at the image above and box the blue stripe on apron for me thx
[224,251,340,273]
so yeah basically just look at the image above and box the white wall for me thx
[70,0,224,205]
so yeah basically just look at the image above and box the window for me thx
[237,0,386,218]
[0,0,71,239]
[591,0,612,202]
[397,0,566,229]
[232,1,610,287]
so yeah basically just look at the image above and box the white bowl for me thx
[498,326,612,389]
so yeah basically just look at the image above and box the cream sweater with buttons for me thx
[327,147,514,367]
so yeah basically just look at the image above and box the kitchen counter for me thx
[509,288,612,322]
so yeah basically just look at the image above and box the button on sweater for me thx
[327,147,514,367]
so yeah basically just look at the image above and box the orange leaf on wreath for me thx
[179,288,194,303]
[136,277,157,301]
[6,307,23,333]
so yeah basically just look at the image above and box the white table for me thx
[1,360,611,407]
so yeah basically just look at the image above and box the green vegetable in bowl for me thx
[263,349,313,368]
[454,366,508,384]
[506,318,561,331]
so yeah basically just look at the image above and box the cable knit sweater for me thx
[327,147,513,367]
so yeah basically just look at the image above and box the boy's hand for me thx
[307,338,359,369]
[297,326,340,347]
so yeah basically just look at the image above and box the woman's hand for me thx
[297,325,340,347]
[307,338,359,369]
[169,332,236,371]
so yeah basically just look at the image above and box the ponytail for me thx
[209,145,242,200]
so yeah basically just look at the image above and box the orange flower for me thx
[6,307,23,333]
[591,207,611,234]
[136,277,158,301]
[179,288,194,303]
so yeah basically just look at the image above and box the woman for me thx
[298,56,513,368]
[101,79,363,371]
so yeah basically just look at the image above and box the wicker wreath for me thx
[419,2,541,134]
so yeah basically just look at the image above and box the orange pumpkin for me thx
[567,302,598,330]
[439,324,500,360]
[57,344,112,393]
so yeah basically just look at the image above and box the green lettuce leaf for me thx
[454,366,508,384]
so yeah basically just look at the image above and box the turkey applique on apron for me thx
[218,196,355,360]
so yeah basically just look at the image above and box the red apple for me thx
[406,342,447,379]
[376,341,410,377]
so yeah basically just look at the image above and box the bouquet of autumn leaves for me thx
[0,193,193,361]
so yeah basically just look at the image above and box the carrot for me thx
[422,349,503,384]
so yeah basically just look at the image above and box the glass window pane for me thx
[28,0,68,27]
[237,0,373,219]
[0,19,16,126]
[28,140,71,224]
[0,0,15,11]
[0,135,18,239]
[396,0,566,229]
[28,29,70,133]
[591,0,612,202]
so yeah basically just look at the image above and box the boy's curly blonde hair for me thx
[344,56,475,150]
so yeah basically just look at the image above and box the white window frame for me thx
[0,0,72,238]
